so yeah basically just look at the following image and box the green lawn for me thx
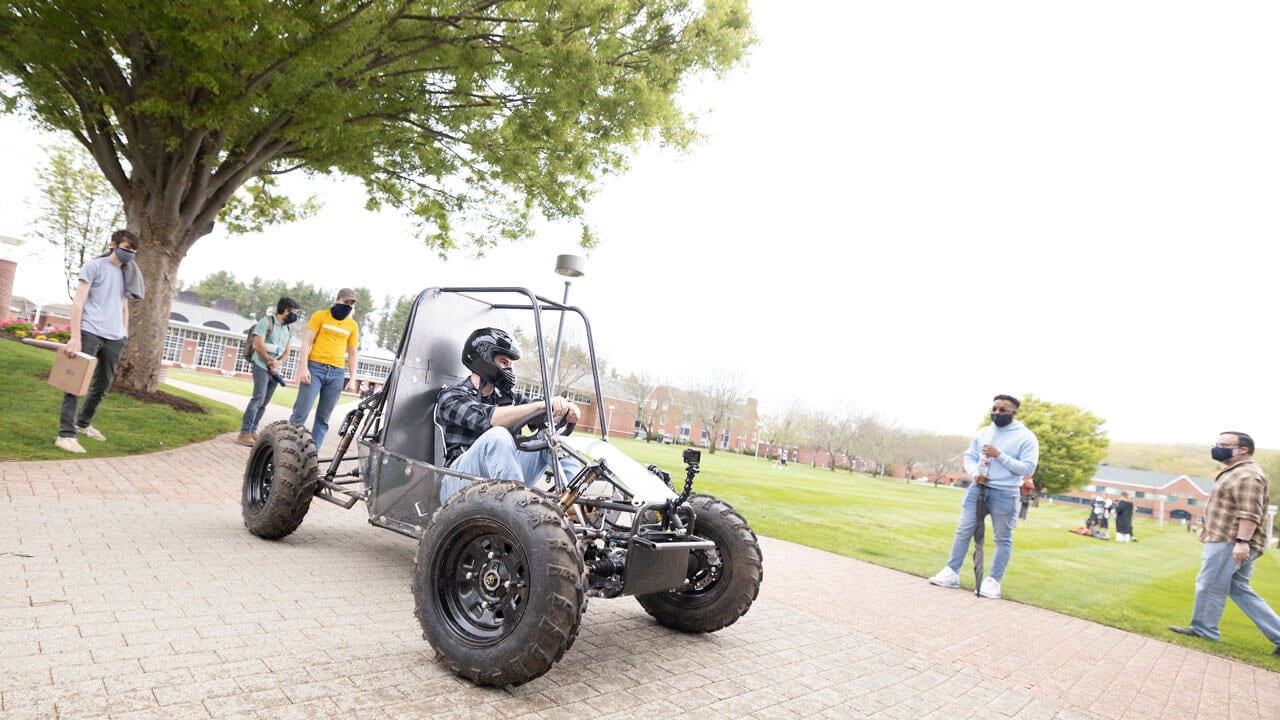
[4,338,1277,669]
[1,339,241,461]
[612,437,1280,670]
[165,365,302,408]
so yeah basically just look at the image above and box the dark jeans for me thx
[59,332,128,438]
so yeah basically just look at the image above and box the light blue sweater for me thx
[963,420,1039,491]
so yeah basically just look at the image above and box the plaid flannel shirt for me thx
[1204,460,1271,554]
[437,377,526,464]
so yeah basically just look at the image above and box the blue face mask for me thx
[114,248,136,266]
[283,311,298,325]
[330,303,353,321]
[991,413,1014,428]
[1211,446,1235,463]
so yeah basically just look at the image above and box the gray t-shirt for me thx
[78,256,128,341]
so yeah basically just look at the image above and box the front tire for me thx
[242,421,319,539]
[637,494,763,633]
[413,481,586,687]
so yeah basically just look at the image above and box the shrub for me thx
[0,320,36,339]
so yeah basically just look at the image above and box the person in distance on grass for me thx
[436,327,581,504]
[928,394,1040,599]
[55,230,143,454]
[1169,432,1280,655]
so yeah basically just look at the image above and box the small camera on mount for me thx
[683,449,701,466]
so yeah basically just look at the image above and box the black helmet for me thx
[462,327,520,392]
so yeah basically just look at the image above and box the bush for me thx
[0,319,36,338]
[0,321,72,343]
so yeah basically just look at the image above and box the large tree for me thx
[0,1,753,393]
[1014,395,1109,495]
[621,371,657,439]
[684,372,743,455]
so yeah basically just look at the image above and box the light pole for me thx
[606,404,614,438]
[754,424,764,462]
[548,253,585,398]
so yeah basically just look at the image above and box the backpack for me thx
[242,316,274,363]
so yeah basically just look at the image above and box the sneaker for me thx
[928,567,961,588]
[236,433,255,447]
[77,425,107,442]
[979,577,1002,599]
[54,436,86,453]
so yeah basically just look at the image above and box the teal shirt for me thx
[250,315,292,370]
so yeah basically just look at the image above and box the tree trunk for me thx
[114,213,201,394]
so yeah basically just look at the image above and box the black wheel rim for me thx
[670,518,728,602]
[244,443,274,511]
[437,523,530,645]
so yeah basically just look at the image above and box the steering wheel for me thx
[510,407,576,451]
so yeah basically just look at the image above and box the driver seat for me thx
[422,384,448,467]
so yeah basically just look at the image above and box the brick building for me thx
[1050,466,1212,525]
[639,385,760,451]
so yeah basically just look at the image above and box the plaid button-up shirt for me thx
[437,377,527,464]
[1204,460,1270,554]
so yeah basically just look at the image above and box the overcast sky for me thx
[3,2,1280,446]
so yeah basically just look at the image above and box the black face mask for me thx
[330,303,353,321]
[283,311,298,325]
[1211,446,1235,463]
[991,413,1014,428]
[492,367,516,393]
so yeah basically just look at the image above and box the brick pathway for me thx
[2,387,1277,718]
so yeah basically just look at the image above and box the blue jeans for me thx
[943,483,1018,582]
[1188,542,1280,645]
[289,360,345,450]
[441,427,581,505]
[239,363,278,434]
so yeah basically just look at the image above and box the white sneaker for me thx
[54,436,86,453]
[979,577,1002,599]
[928,567,960,588]
[77,425,107,441]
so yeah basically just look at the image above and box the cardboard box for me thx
[49,351,98,396]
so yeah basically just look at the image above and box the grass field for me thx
[164,365,303,408]
[4,339,1278,668]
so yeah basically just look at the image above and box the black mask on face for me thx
[991,413,1014,428]
[330,303,353,321]
[492,367,516,393]
[1211,446,1235,463]
[283,311,298,325]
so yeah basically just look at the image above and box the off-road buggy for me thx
[240,287,763,686]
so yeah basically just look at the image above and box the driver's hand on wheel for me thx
[550,397,580,423]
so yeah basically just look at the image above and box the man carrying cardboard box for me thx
[55,230,142,453]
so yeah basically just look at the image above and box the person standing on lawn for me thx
[289,288,359,451]
[54,230,143,454]
[237,296,301,446]
[1169,431,1280,655]
[928,394,1039,599]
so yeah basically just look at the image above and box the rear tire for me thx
[637,494,762,633]
[413,481,585,687]
[242,421,319,539]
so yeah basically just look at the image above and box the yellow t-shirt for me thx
[306,308,358,367]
